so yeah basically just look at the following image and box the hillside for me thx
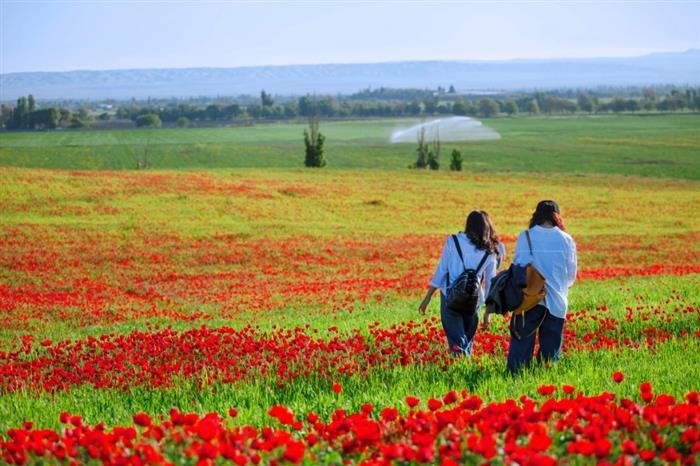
[1,50,699,101]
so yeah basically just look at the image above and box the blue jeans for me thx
[440,293,479,356]
[506,305,565,374]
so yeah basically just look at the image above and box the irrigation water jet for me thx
[389,116,501,143]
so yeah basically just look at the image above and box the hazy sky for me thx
[1,1,699,73]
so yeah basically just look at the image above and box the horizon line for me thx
[2,48,697,76]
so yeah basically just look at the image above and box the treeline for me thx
[108,87,700,126]
[2,86,699,130]
[1,95,90,130]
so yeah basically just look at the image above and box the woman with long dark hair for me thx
[506,200,577,373]
[418,210,502,356]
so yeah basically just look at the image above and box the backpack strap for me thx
[475,250,490,274]
[451,235,465,270]
[453,234,490,273]
[525,230,535,258]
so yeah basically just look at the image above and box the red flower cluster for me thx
[2,218,697,336]
[3,308,698,394]
[0,320,461,392]
[2,387,698,465]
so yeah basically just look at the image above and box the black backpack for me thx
[445,235,490,316]
[485,230,545,315]
[484,263,528,315]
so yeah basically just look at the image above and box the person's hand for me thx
[481,311,491,331]
[418,297,430,316]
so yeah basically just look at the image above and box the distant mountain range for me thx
[2,49,698,101]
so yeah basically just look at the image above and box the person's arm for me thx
[497,242,507,269]
[419,236,450,315]
[418,286,438,315]
[566,237,578,287]
[482,255,497,300]
[512,231,528,265]
[481,310,492,330]
[480,255,497,330]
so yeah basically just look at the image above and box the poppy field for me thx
[1,117,699,464]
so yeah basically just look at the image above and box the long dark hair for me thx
[529,200,566,231]
[464,210,498,253]
[480,210,502,257]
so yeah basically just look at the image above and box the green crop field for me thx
[1,113,699,464]
[1,114,699,179]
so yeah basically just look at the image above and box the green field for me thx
[1,113,699,463]
[1,114,699,179]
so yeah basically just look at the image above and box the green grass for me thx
[2,273,697,353]
[1,114,698,179]
[2,336,697,432]
[1,272,696,434]
[0,114,699,453]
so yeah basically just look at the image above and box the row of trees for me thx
[2,95,94,130]
[114,87,700,125]
[3,87,700,131]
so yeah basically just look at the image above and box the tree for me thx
[205,104,221,120]
[135,113,161,128]
[625,99,640,112]
[0,104,12,128]
[176,116,190,127]
[414,127,428,168]
[449,149,463,171]
[134,130,153,169]
[58,109,72,127]
[407,99,422,115]
[27,94,36,113]
[479,98,499,118]
[283,101,298,118]
[503,100,518,116]
[527,99,540,115]
[78,106,92,122]
[303,113,326,168]
[609,98,628,113]
[29,108,59,129]
[427,132,440,170]
[577,93,597,113]
[318,97,337,117]
[260,90,274,107]
[298,95,314,117]
[452,97,467,116]
[8,96,29,129]
[423,96,438,115]
[413,126,440,169]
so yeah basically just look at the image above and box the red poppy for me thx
[537,384,556,396]
[427,397,443,411]
[405,396,420,408]
[133,412,152,428]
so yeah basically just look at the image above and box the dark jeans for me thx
[507,304,565,374]
[440,293,479,356]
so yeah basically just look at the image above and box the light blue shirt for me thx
[430,233,498,311]
[513,225,577,318]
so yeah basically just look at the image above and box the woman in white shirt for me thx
[418,210,502,356]
[506,200,577,373]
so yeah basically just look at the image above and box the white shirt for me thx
[513,225,577,318]
[430,233,498,311]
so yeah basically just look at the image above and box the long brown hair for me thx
[479,210,502,256]
[464,210,498,253]
[529,200,566,231]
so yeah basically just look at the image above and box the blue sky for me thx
[1,1,698,73]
